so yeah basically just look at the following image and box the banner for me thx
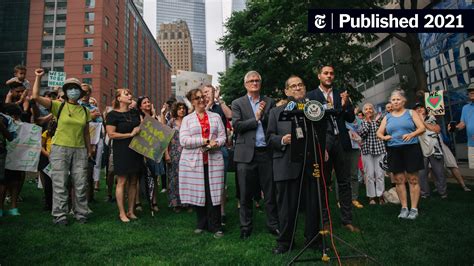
[425,90,445,116]
[129,116,174,162]
[5,122,42,172]
[48,71,66,87]
[89,122,102,145]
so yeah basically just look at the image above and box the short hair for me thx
[314,64,334,74]
[390,89,406,101]
[81,83,92,92]
[113,88,132,109]
[171,102,189,118]
[186,88,202,102]
[285,75,302,89]
[201,84,215,93]
[166,96,177,106]
[14,65,26,73]
[243,71,262,84]
[362,102,375,113]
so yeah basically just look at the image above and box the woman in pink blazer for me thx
[179,88,226,238]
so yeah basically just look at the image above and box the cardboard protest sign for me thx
[89,122,102,145]
[48,71,66,87]
[425,90,445,116]
[129,116,174,162]
[5,122,42,172]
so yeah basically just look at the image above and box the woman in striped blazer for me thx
[179,88,226,238]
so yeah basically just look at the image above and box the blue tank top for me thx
[385,110,419,147]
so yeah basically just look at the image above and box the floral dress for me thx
[167,119,183,207]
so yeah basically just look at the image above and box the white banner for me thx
[175,70,212,97]
[5,122,42,172]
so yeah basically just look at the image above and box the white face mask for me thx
[66,88,81,101]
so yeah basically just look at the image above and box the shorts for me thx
[386,143,424,174]
[469,146,474,169]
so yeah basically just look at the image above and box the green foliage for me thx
[218,0,383,103]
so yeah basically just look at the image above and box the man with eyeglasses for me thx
[231,70,279,240]
[306,65,360,233]
[267,75,328,254]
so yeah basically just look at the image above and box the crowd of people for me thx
[0,64,472,254]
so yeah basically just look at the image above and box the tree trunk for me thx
[406,32,428,101]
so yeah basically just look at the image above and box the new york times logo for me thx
[308,9,474,33]
[314,14,326,29]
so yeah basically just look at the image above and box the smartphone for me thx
[449,121,457,132]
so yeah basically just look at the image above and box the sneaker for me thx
[8,208,20,216]
[406,208,419,220]
[352,200,364,209]
[463,186,471,192]
[398,208,409,219]
[440,194,448,199]
[194,228,203,234]
[54,218,68,226]
[77,217,88,224]
[213,231,224,239]
[160,188,167,193]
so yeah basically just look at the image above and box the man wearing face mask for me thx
[32,68,93,226]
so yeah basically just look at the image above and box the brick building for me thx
[26,0,171,111]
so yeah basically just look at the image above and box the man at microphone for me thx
[267,75,327,254]
[306,65,360,232]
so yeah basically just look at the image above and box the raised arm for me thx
[31,69,52,109]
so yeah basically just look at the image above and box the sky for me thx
[143,0,228,86]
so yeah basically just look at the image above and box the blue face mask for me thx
[66,88,81,101]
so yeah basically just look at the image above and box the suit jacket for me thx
[231,94,275,163]
[266,104,304,181]
[306,87,355,151]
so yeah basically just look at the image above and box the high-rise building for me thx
[0,0,30,95]
[156,0,206,73]
[133,0,143,16]
[157,20,193,75]
[26,0,172,111]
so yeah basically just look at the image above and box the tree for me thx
[368,0,428,100]
[218,0,384,103]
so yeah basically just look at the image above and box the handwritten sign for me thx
[48,71,66,87]
[425,90,445,116]
[175,70,212,97]
[129,116,174,162]
[89,122,102,145]
[5,122,42,172]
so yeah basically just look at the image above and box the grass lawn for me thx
[1,172,473,265]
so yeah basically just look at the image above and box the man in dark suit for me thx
[232,70,279,239]
[267,75,328,254]
[306,65,360,232]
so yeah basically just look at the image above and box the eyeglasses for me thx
[246,79,261,84]
[193,96,205,101]
[288,83,305,90]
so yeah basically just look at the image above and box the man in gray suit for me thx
[267,76,327,254]
[232,70,279,239]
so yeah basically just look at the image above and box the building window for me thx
[84,38,94,47]
[43,28,54,36]
[83,64,93,74]
[86,0,95,8]
[44,15,54,23]
[85,12,95,21]
[105,16,109,26]
[41,54,52,61]
[82,78,92,84]
[54,53,65,60]
[84,25,95,34]
[55,27,66,35]
[42,41,52,48]
[115,40,118,48]
[104,41,109,52]
[53,67,64,72]
[57,14,67,22]
[114,51,118,60]
[55,40,65,48]
[83,51,93,60]
[57,2,67,9]
[104,67,108,78]
[115,27,119,37]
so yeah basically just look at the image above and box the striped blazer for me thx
[178,111,226,206]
